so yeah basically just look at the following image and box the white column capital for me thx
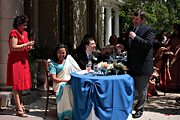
[104,4,111,10]
[114,7,119,12]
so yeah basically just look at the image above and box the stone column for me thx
[114,8,119,37]
[0,0,24,85]
[105,5,112,46]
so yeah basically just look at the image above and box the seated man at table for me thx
[48,43,81,120]
[72,34,100,70]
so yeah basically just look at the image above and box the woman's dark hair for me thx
[13,14,28,29]
[109,34,117,45]
[168,23,180,45]
[50,43,68,63]
[156,30,167,42]
[134,9,145,20]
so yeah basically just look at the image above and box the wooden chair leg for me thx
[164,88,167,96]
[45,94,49,116]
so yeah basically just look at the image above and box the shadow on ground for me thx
[0,97,57,120]
[144,91,180,115]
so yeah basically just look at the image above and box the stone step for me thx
[0,91,12,107]
[0,86,12,91]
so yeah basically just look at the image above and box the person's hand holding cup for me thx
[28,40,35,50]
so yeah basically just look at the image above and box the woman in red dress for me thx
[6,15,35,117]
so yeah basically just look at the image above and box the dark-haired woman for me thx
[6,14,35,117]
[48,43,81,120]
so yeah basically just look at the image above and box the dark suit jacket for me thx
[72,49,101,70]
[71,49,88,70]
[125,23,155,76]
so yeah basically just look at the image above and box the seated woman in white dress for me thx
[48,43,81,120]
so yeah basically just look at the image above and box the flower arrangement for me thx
[96,62,128,75]
[97,62,113,69]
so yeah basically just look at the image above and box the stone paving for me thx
[138,91,180,120]
[0,91,180,120]
[0,96,57,120]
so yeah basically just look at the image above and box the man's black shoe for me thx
[132,110,143,118]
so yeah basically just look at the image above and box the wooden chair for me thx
[43,60,56,117]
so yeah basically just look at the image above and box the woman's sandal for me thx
[15,106,29,113]
[16,109,28,117]
[22,106,29,112]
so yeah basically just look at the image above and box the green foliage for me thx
[119,0,180,34]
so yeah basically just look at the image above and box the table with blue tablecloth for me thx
[70,72,134,120]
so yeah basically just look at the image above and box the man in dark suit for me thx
[125,10,155,118]
[73,34,98,70]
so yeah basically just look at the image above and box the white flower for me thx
[97,62,114,70]
[107,64,114,70]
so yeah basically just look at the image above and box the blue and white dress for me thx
[48,55,81,120]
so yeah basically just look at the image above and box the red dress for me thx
[6,30,32,91]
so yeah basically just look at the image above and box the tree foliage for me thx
[119,0,180,34]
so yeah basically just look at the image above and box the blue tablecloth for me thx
[70,73,134,120]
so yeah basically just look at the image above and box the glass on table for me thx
[86,64,92,72]
[93,63,98,72]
